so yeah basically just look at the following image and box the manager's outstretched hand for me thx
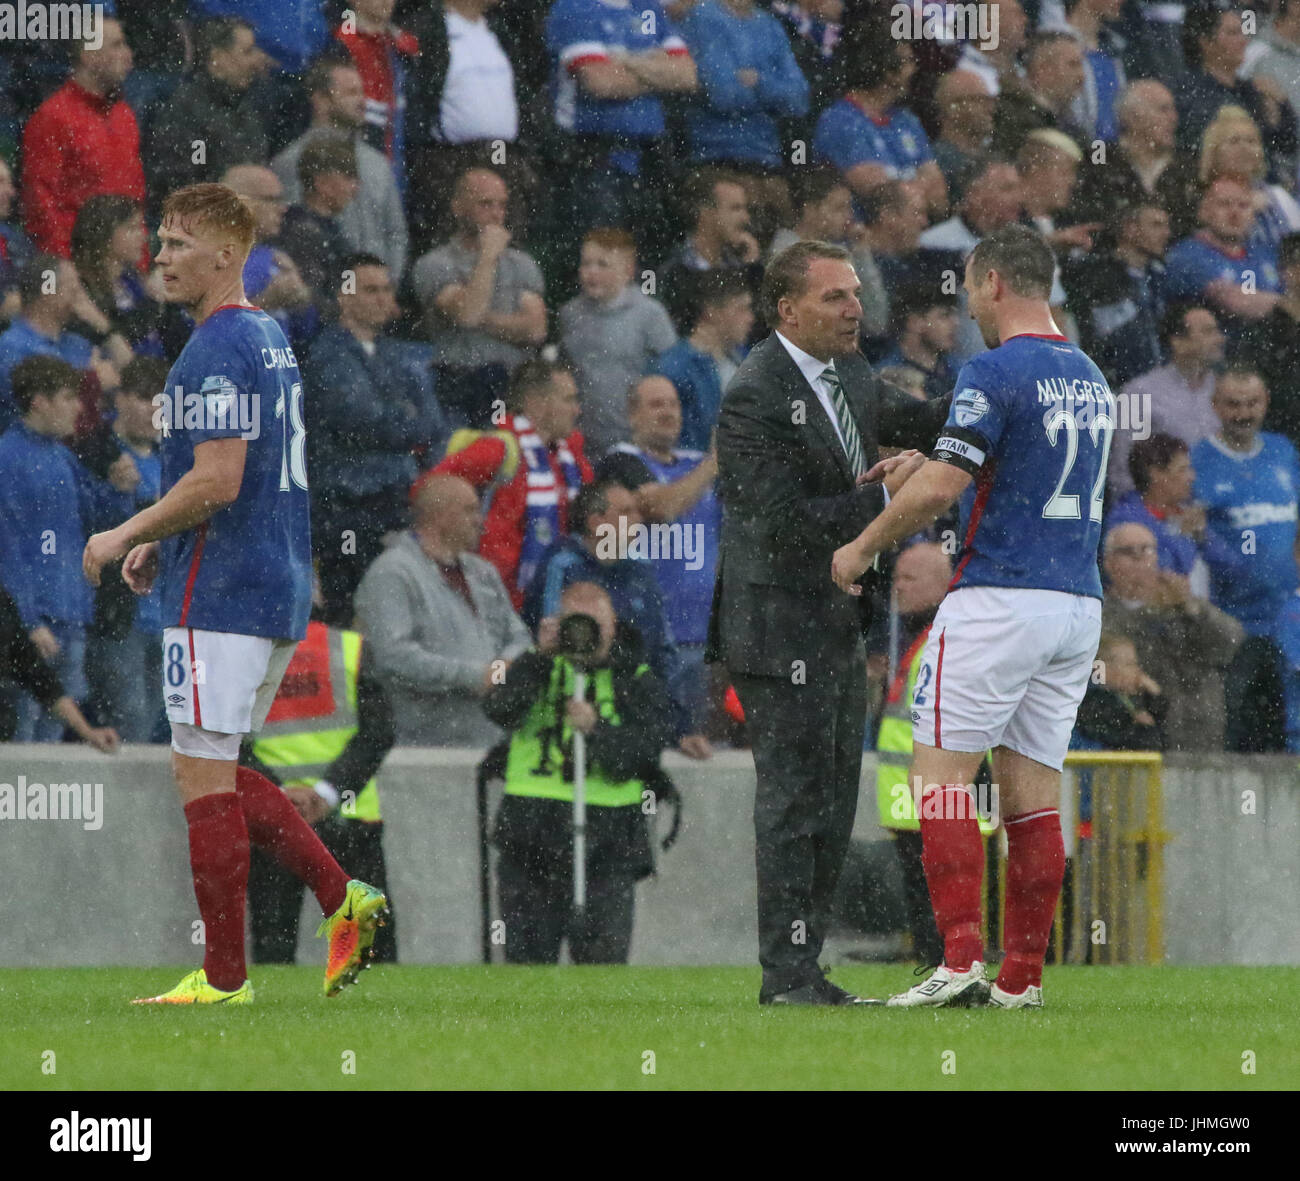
[831,539,874,595]
[858,449,923,489]
[833,449,927,593]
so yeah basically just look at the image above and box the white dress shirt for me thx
[775,331,889,505]
[776,330,851,455]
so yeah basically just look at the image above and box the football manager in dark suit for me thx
[706,239,950,1005]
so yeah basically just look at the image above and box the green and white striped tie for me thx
[822,365,866,479]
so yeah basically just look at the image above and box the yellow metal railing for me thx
[995,751,1169,965]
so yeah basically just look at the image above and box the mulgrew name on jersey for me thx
[149,346,299,440]
[929,335,1116,599]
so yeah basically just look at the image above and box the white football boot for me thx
[988,981,1044,1009]
[885,960,990,1007]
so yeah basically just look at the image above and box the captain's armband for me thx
[930,426,989,476]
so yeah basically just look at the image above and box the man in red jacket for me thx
[422,357,592,609]
[21,17,146,260]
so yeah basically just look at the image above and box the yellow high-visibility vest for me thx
[252,622,380,822]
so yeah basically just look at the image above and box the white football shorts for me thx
[162,627,298,757]
[910,586,1102,771]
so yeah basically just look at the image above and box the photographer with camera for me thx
[484,582,674,964]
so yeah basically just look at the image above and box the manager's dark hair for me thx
[966,224,1055,300]
[761,240,852,327]
[1129,432,1188,494]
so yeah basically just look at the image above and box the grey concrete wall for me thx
[0,745,1296,966]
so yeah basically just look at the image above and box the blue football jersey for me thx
[931,333,1114,599]
[1191,432,1300,636]
[157,306,312,640]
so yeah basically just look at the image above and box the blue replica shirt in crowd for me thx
[931,333,1115,599]
[1273,589,1300,752]
[1161,233,1281,333]
[812,98,934,179]
[547,0,689,145]
[676,0,810,168]
[0,421,114,629]
[158,305,312,641]
[1191,432,1300,636]
[600,443,721,645]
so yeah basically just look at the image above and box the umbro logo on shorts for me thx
[167,694,186,706]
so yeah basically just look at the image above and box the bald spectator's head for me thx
[1025,32,1085,111]
[222,165,288,239]
[1103,522,1159,599]
[412,473,483,555]
[628,376,683,455]
[305,59,367,131]
[451,168,509,237]
[1115,80,1177,154]
[73,17,132,96]
[936,69,996,144]
[893,542,952,617]
[961,160,1022,234]
[559,581,618,662]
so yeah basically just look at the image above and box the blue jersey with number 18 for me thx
[157,305,312,640]
[930,332,1114,600]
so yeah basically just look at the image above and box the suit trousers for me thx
[735,649,868,995]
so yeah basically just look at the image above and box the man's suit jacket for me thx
[705,332,950,678]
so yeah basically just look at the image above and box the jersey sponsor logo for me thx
[954,387,989,426]
[1227,502,1299,529]
[152,382,261,440]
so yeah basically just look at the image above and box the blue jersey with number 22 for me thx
[158,305,312,639]
[931,333,1114,600]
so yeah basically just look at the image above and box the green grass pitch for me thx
[2,965,1296,1090]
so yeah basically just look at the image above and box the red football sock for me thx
[919,785,985,970]
[184,793,249,992]
[998,809,1066,994]
[234,765,349,916]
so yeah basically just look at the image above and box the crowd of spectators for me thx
[6,0,1300,798]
